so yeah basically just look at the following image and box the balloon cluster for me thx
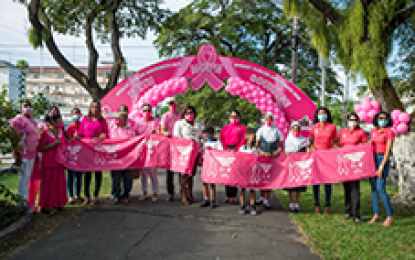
[130,77,188,120]
[391,109,411,134]
[226,77,289,136]
[354,98,381,124]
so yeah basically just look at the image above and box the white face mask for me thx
[348,121,358,129]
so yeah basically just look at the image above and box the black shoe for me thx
[166,195,174,202]
[41,208,53,215]
[200,200,210,208]
[239,205,247,215]
[56,207,64,212]
[250,206,258,215]
[264,202,271,210]
[255,199,263,206]
[210,200,217,209]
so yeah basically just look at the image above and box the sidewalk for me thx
[10,170,320,260]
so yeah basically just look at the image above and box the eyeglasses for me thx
[142,109,151,112]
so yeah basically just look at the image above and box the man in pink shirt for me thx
[9,100,39,206]
[135,104,160,202]
[109,105,135,131]
[160,97,181,201]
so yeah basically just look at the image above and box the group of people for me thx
[10,97,395,226]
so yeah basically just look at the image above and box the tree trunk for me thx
[370,76,404,113]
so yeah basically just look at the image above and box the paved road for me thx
[11,171,320,260]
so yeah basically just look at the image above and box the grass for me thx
[275,181,415,259]
[0,171,114,258]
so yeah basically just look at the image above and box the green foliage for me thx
[19,92,51,119]
[15,60,29,71]
[176,84,261,127]
[155,0,343,125]
[0,86,19,156]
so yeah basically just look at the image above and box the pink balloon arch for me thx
[101,44,318,137]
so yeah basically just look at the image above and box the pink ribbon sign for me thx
[56,134,200,174]
[201,143,377,189]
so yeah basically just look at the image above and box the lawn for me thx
[274,181,415,259]
[0,171,115,258]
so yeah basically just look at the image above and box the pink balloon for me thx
[361,102,372,111]
[398,112,411,123]
[354,104,362,112]
[361,98,371,106]
[371,100,381,110]
[357,112,367,122]
[391,110,401,120]
[397,123,408,134]
[364,117,372,124]
[367,109,378,119]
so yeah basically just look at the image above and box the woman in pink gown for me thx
[38,114,68,214]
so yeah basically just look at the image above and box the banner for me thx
[201,143,377,189]
[56,134,200,174]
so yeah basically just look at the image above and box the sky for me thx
[0,0,362,100]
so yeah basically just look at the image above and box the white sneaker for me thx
[294,204,301,212]
[255,198,264,205]
[289,204,295,212]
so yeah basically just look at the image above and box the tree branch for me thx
[106,0,125,91]
[86,9,99,85]
[389,4,415,31]
[28,0,88,90]
[307,0,341,27]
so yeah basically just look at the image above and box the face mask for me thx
[230,118,239,124]
[169,105,177,112]
[185,114,195,122]
[378,119,388,127]
[348,121,358,129]
[22,107,33,116]
[72,114,81,122]
[318,114,328,122]
[265,120,272,127]
[292,132,300,137]
[143,111,152,118]
[205,136,214,142]
[115,119,124,126]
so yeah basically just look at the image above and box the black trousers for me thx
[225,186,238,198]
[84,171,102,198]
[166,170,180,195]
[343,180,360,218]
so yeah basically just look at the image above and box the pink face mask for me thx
[292,132,300,137]
[169,105,177,112]
[115,119,124,126]
[143,111,152,118]
[230,118,239,124]
[185,114,195,122]
[265,120,272,127]
[22,107,33,116]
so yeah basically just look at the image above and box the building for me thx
[0,60,24,103]
[25,65,113,108]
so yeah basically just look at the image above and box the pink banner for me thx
[56,134,200,174]
[201,143,377,189]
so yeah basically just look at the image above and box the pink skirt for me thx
[39,165,68,209]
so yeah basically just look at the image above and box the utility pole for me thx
[342,70,350,128]
[318,53,327,106]
[291,16,298,85]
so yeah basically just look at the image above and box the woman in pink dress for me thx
[134,103,160,202]
[75,101,109,205]
[38,114,68,214]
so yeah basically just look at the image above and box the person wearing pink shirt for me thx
[66,108,84,204]
[339,113,368,223]
[135,103,160,202]
[160,97,181,201]
[109,105,135,131]
[75,101,109,205]
[219,109,247,204]
[368,111,394,227]
[9,100,39,207]
[309,107,339,215]
[38,114,68,215]
[109,112,136,204]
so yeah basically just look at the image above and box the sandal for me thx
[354,218,361,223]
[223,198,230,203]
[83,197,91,205]
[368,215,382,224]
[93,197,99,205]
[382,217,394,227]
[315,205,321,215]
[139,195,148,201]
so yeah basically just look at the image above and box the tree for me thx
[15,0,169,101]
[155,0,342,125]
[283,0,414,114]
[176,84,262,127]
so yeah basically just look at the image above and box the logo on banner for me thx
[146,140,160,154]
[250,162,273,185]
[62,145,82,165]
[190,45,224,91]
[207,155,236,179]
[94,144,120,165]
[172,145,192,167]
[288,158,314,184]
[337,151,366,176]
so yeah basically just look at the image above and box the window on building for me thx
[72,97,76,103]
[72,86,76,91]
[55,86,59,91]
[45,86,50,93]
[84,98,88,103]
[33,74,39,79]
[58,74,64,79]
[38,86,42,91]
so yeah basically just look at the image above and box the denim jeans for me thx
[111,170,134,199]
[370,154,393,217]
[67,170,83,198]
[313,184,332,207]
